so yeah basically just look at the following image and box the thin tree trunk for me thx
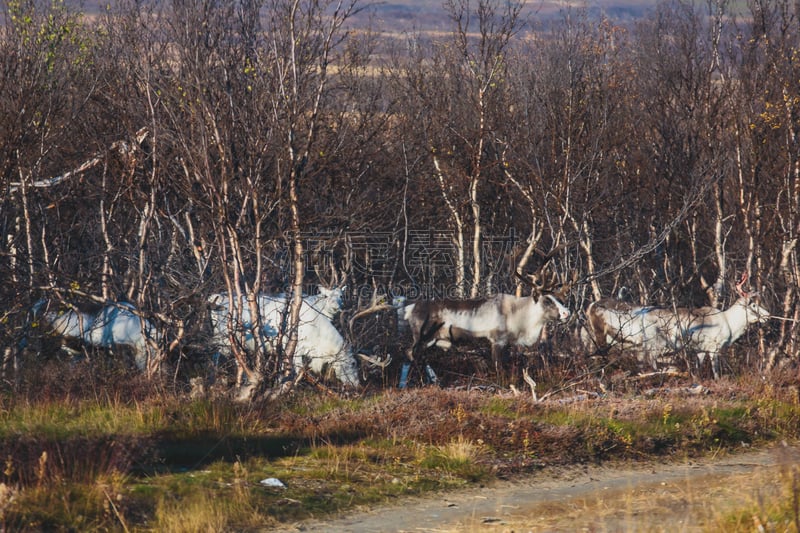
[281,158,305,386]
[433,155,465,297]
[18,167,34,292]
[699,183,726,308]
[469,90,486,299]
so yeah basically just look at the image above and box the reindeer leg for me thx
[711,352,721,380]
[398,360,431,388]
[424,364,439,386]
[398,362,411,389]
[405,329,419,363]
[1,346,12,380]
[491,342,507,381]
[405,346,415,362]
[695,351,721,380]
[490,343,499,375]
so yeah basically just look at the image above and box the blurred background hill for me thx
[70,0,658,31]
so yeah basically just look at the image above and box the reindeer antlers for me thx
[515,267,576,299]
[357,353,392,369]
[514,252,554,291]
[735,271,752,299]
[514,243,578,299]
[347,293,394,341]
[514,269,550,291]
[555,270,578,300]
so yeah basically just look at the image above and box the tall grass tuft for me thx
[436,434,482,465]
[154,491,228,533]
[422,435,488,482]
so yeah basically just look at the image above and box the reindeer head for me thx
[315,285,345,318]
[514,267,573,321]
[735,272,771,324]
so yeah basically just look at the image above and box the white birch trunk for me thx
[433,155,465,297]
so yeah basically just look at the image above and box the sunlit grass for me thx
[154,491,228,533]
[431,434,483,465]
[711,462,800,532]
[479,395,527,418]
[0,396,273,441]
[3,471,132,531]
[0,400,157,438]
[150,459,277,532]
[421,435,489,482]
[2,377,800,530]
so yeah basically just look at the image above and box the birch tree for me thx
[264,0,362,392]
[399,0,523,298]
[732,0,800,368]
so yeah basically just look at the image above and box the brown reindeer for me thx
[396,268,573,376]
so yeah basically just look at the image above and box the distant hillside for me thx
[66,0,658,32]
[359,0,657,31]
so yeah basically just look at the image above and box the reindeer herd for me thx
[22,266,774,392]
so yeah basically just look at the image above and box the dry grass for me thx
[1,363,799,530]
[154,491,228,532]
[435,434,484,464]
[447,458,800,532]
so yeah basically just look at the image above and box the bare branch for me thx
[8,128,149,193]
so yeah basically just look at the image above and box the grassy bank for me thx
[1,368,799,531]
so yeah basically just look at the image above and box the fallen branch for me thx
[103,489,130,533]
[630,369,688,380]
[550,392,603,405]
[9,128,149,193]
[643,384,709,397]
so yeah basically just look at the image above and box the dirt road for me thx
[277,443,799,532]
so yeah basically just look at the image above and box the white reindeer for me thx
[583,298,668,369]
[32,299,164,373]
[584,273,771,378]
[208,286,388,389]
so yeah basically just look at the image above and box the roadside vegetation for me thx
[718,466,800,533]
[2,359,799,531]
